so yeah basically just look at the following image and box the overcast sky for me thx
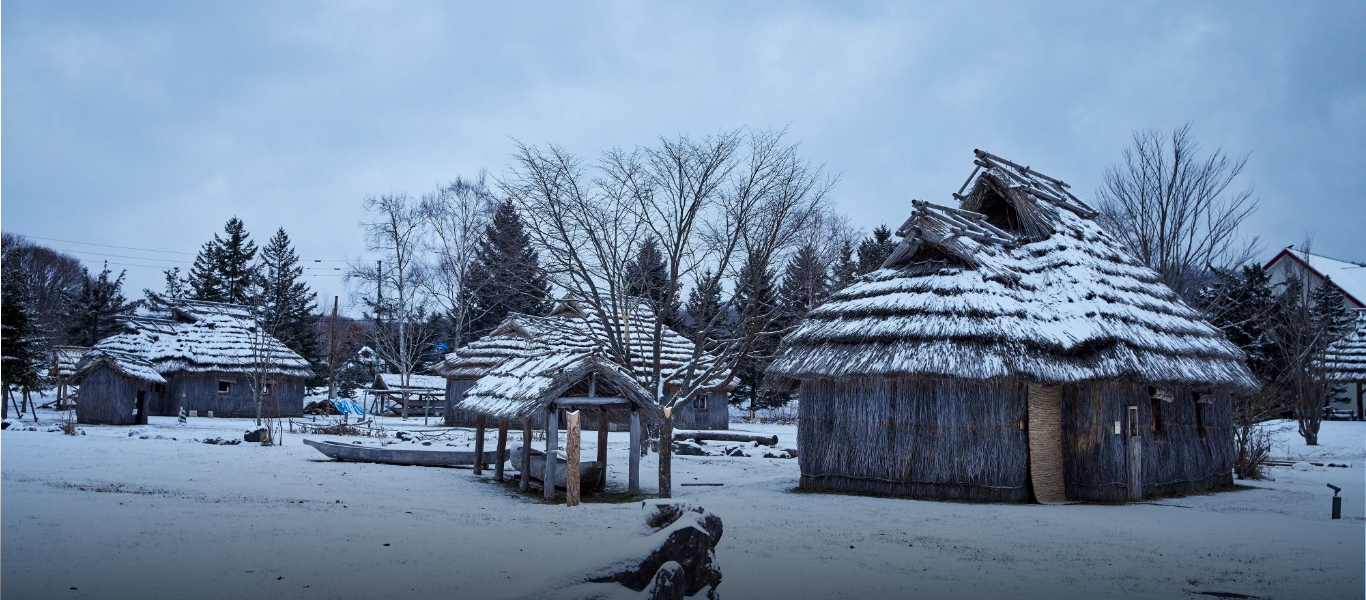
[4,1,1363,315]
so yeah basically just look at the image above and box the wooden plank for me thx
[544,408,559,500]
[565,411,581,507]
[495,418,508,483]
[520,418,532,492]
[597,407,609,492]
[473,414,486,475]
[628,408,640,494]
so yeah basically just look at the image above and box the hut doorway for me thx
[135,391,148,425]
[1025,384,1067,504]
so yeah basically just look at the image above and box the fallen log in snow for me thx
[671,430,778,446]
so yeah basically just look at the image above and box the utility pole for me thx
[327,295,339,401]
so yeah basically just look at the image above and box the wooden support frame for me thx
[628,406,641,494]
[473,414,486,475]
[597,407,609,492]
[520,418,532,492]
[495,419,508,483]
[566,410,581,507]
[544,407,559,500]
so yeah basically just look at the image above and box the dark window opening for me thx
[218,381,232,394]
[262,383,273,395]
[1193,393,1204,432]
[977,190,1021,232]
[1149,387,1163,433]
[693,395,707,411]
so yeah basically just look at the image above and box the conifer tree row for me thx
[64,263,137,347]
[189,217,259,304]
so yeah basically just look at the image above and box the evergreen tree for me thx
[1200,265,1280,381]
[2,259,41,416]
[624,237,681,330]
[189,217,258,304]
[730,256,785,413]
[465,200,552,340]
[64,262,136,347]
[681,270,726,346]
[142,267,189,315]
[256,228,323,384]
[778,242,830,329]
[1311,278,1354,344]
[830,239,858,291]
[856,224,897,275]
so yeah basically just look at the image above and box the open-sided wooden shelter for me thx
[76,300,313,422]
[769,151,1258,503]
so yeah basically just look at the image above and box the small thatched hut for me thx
[769,151,1258,503]
[436,297,731,430]
[70,350,166,425]
[78,300,313,422]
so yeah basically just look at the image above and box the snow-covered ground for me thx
[3,410,1362,600]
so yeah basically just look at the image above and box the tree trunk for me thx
[566,410,581,507]
[658,415,673,499]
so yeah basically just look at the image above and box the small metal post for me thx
[1328,484,1342,520]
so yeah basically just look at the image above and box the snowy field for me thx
[2,410,1362,600]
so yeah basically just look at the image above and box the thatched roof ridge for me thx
[1321,313,1366,383]
[89,300,313,378]
[770,151,1258,393]
[71,349,167,384]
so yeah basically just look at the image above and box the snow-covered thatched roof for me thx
[89,300,313,379]
[51,345,90,379]
[71,349,167,384]
[770,150,1259,394]
[458,351,660,420]
[435,296,729,391]
[374,373,447,392]
[1321,312,1366,383]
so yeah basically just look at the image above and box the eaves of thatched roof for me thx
[1321,313,1366,383]
[71,349,167,384]
[90,300,313,379]
[458,352,661,421]
[770,150,1259,394]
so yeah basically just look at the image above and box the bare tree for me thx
[350,193,438,419]
[419,174,495,348]
[505,128,833,497]
[1096,123,1260,299]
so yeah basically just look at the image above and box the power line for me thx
[53,248,193,264]
[17,234,195,255]
[75,259,177,270]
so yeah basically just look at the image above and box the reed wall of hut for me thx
[75,365,161,426]
[161,373,305,418]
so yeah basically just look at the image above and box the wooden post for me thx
[628,406,640,495]
[327,296,339,402]
[495,419,508,483]
[566,410,581,507]
[544,407,559,500]
[1357,382,1363,421]
[473,414,486,475]
[520,418,532,492]
[597,407,610,492]
[659,407,673,499]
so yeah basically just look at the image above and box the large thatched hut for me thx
[769,151,1258,503]
[436,297,731,430]
[76,300,313,422]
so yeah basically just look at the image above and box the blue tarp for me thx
[331,398,366,416]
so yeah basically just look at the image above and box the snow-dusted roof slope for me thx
[1265,249,1366,309]
[71,349,167,384]
[1321,313,1366,383]
[770,150,1259,393]
[435,296,729,390]
[375,373,447,391]
[89,300,313,378]
[51,346,90,379]
[459,352,659,420]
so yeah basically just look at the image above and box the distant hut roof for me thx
[435,296,729,390]
[71,349,167,384]
[374,373,447,392]
[51,345,90,378]
[1321,313,1366,383]
[770,150,1258,393]
[89,300,313,378]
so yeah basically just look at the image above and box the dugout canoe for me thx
[507,444,603,489]
[303,439,499,467]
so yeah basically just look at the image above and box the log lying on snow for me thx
[504,501,723,600]
[671,430,778,446]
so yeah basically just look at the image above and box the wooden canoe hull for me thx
[508,444,603,489]
[303,438,499,467]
